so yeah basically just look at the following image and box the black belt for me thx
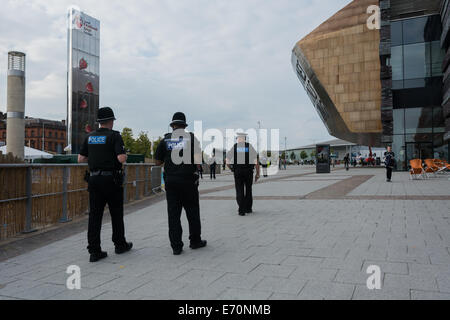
[90,171,114,177]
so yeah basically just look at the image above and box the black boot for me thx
[115,242,133,255]
[190,240,207,250]
[90,251,108,263]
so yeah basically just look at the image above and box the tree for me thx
[152,137,163,159]
[310,150,316,158]
[300,151,308,160]
[290,152,296,161]
[121,128,135,153]
[134,132,152,158]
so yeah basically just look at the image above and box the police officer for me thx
[78,107,133,263]
[226,133,260,216]
[155,112,207,255]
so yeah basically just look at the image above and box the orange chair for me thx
[409,159,426,180]
[424,159,438,178]
[435,159,450,174]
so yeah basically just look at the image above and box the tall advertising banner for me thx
[67,8,100,154]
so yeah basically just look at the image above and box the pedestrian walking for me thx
[344,153,350,171]
[384,146,395,182]
[226,133,260,216]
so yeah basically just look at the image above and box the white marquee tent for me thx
[0,146,54,161]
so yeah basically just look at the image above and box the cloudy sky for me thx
[0,0,351,149]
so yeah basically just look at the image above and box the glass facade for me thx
[390,15,449,170]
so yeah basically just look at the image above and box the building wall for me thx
[292,0,383,147]
[442,0,450,141]
[381,0,449,170]
[0,119,66,153]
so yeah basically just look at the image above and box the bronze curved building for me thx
[292,0,449,169]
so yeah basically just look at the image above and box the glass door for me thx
[406,142,433,167]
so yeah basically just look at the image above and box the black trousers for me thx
[165,178,202,250]
[386,167,393,180]
[234,169,254,214]
[87,175,127,254]
[210,164,216,179]
[262,165,268,177]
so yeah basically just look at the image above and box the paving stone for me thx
[10,284,66,300]
[383,274,439,292]
[175,269,226,285]
[218,288,272,300]
[0,279,43,297]
[253,277,306,295]
[49,288,107,300]
[79,272,121,289]
[411,290,450,300]
[130,279,187,299]
[170,283,227,300]
[297,281,355,300]
[352,285,410,300]
[94,275,154,294]
[211,273,264,290]
[249,264,296,279]
[93,291,147,300]
[269,293,300,300]
[362,260,408,275]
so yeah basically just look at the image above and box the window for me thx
[402,15,441,45]
[433,107,446,132]
[405,107,433,134]
[403,43,431,80]
[393,109,405,134]
[390,15,444,90]
[391,46,403,81]
[391,21,403,46]
[431,41,444,76]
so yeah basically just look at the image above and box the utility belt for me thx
[84,169,124,186]
[90,170,114,177]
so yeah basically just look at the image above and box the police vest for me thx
[232,143,256,170]
[161,132,197,179]
[85,129,123,171]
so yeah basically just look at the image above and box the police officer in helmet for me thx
[155,112,207,255]
[78,107,133,263]
[226,133,260,216]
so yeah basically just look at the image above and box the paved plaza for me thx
[0,166,449,300]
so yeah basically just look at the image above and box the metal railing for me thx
[0,164,162,241]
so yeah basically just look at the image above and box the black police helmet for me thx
[97,107,116,123]
[170,112,188,128]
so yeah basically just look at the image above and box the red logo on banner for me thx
[86,82,94,93]
[74,15,83,29]
[80,99,88,109]
[79,58,88,70]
